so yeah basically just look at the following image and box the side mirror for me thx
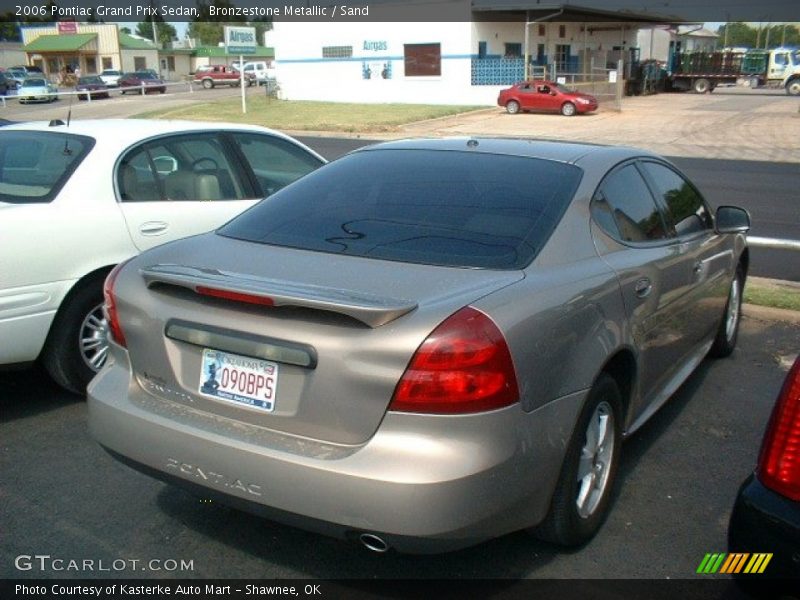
[715,206,751,234]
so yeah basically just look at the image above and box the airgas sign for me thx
[225,26,257,55]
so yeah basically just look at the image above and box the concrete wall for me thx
[273,21,489,104]
[273,20,646,106]
[121,49,159,73]
[0,42,28,68]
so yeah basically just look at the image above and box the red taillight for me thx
[196,286,275,307]
[389,307,519,415]
[103,261,129,348]
[757,356,800,501]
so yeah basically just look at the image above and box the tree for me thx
[716,22,800,49]
[135,18,177,46]
[120,27,131,34]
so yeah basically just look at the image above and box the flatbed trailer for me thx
[668,48,800,95]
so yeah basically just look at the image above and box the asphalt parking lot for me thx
[1,309,798,582]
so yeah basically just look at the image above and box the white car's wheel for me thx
[42,276,109,395]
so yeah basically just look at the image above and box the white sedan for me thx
[17,77,58,103]
[0,119,325,393]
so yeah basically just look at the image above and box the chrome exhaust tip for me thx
[359,533,390,553]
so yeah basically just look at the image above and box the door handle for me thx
[634,278,652,298]
[139,221,168,236]
[693,261,704,276]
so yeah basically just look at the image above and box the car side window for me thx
[230,133,323,197]
[640,161,713,237]
[117,134,247,202]
[592,164,670,243]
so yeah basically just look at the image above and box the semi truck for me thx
[668,47,800,95]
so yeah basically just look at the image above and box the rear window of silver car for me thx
[219,149,582,269]
[0,131,94,204]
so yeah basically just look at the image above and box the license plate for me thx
[199,348,278,412]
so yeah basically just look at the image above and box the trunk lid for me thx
[116,233,523,445]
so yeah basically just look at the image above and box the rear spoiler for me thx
[140,264,417,328]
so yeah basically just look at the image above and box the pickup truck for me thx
[193,65,255,89]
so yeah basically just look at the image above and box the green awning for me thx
[193,46,274,59]
[25,33,97,53]
[119,33,156,50]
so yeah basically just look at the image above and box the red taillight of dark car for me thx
[389,307,519,414]
[103,261,129,348]
[757,356,800,501]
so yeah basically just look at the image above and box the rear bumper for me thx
[88,354,585,553]
[728,474,800,579]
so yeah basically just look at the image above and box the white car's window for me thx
[0,131,94,204]
[118,134,247,202]
[231,133,323,197]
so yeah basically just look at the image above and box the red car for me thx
[118,71,166,95]
[498,80,598,116]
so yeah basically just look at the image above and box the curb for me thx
[743,303,800,324]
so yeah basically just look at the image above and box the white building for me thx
[272,2,679,105]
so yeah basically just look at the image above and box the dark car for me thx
[76,75,110,100]
[118,71,166,94]
[498,80,599,116]
[729,355,800,584]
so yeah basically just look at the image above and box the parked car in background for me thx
[17,77,58,103]
[88,138,750,554]
[0,71,10,95]
[729,354,800,582]
[498,80,599,116]
[99,69,122,87]
[118,71,166,94]
[241,61,276,85]
[76,75,110,100]
[5,68,27,89]
[193,64,255,89]
[12,65,44,77]
[0,120,325,394]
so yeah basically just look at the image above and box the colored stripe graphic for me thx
[697,553,773,575]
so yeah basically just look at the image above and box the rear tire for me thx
[693,78,711,93]
[41,276,109,395]
[506,100,520,115]
[534,374,622,546]
[561,102,577,116]
[709,265,744,358]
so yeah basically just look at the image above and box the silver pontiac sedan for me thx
[88,138,750,553]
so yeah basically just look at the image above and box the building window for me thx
[559,25,566,38]
[555,44,571,71]
[85,57,97,74]
[478,41,487,58]
[134,56,146,71]
[102,57,112,70]
[404,43,441,77]
[538,24,546,36]
[504,43,522,58]
[322,46,353,58]
[167,56,176,71]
